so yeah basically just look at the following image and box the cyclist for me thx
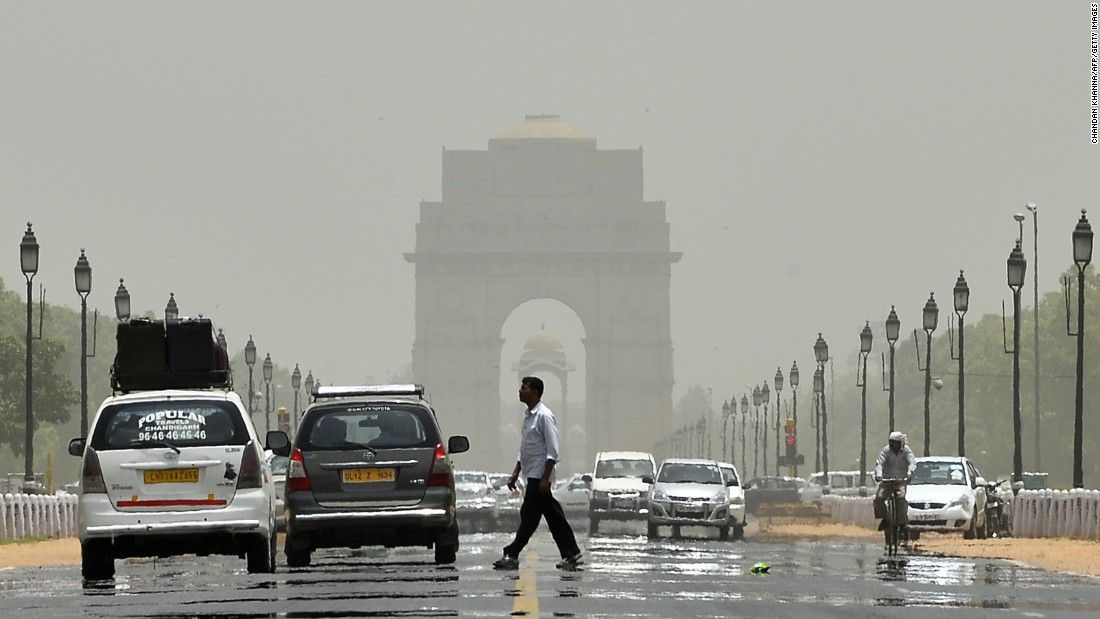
[873,431,917,532]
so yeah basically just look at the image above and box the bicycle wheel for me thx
[883,495,896,555]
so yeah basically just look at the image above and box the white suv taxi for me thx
[68,318,288,580]
[582,451,656,534]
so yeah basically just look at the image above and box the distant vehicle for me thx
[583,451,656,534]
[283,384,470,566]
[489,473,524,530]
[806,470,875,503]
[454,470,497,532]
[906,456,988,540]
[552,473,590,520]
[716,462,746,541]
[743,475,806,514]
[644,458,733,540]
[268,453,289,531]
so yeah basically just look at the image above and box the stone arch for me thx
[405,115,681,471]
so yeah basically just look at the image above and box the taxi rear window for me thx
[91,400,247,450]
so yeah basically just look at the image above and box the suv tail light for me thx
[287,447,311,491]
[427,443,451,487]
[237,443,264,489]
[81,449,107,494]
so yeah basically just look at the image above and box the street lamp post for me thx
[790,361,800,476]
[812,366,823,475]
[721,400,731,466]
[244,336,257,417]
[857,322,873,491]
[1007,240,1027,488]
[752,386,762,478]
[884,307,900,432]
[1069,210,1093,488]
[761,381,771,476]
[952,271,970,457]
[1026,203,1041,470]
[914,293,939,457]
[114,279,131,322]
[739,394,748,476]
[774,367,784,475]
[165,293,178,320]
[813,334,830,481]
[305,370,314,406]
[291,364,302,435]
[263,353,273,435]
[74,250,92,437]
[20,224,39,485]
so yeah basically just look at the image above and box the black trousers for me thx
[503,478,580,559]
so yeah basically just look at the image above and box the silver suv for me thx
[284,385,470,566]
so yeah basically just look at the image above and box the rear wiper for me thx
[336,440,375,451]
[149,441,181,454]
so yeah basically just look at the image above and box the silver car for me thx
[644,458,733,540]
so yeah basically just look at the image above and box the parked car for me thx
[805,470,875,503]
[644,458,733,540]
[454,470,498,533]
[283,384,470,566]
[743,475,806,514]
[267,453,289,531]
[583,450,656,534]
[552,473,590,521]
[906,456,988,540]
[717,462,746,540]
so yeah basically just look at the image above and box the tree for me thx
[0,332,78,457]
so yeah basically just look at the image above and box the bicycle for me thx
[878,477,908,556]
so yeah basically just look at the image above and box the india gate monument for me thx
[405,115,681,472]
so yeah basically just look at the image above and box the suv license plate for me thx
[343,468,395,483]
[144,468,199,484]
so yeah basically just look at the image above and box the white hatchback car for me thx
[906,456,988,539]
[68,388,287,580]
[644,458,733,540]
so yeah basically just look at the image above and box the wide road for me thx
[1,524,1097,618]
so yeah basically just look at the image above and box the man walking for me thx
[493,376,584,570]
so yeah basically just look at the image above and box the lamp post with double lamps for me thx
[813,333,830,480]
[263,353,273,435]
[914,293,939,457]
[774,367,784,475]
[20,224,39,485]
[789,361,800,476]
[1006,241,1027,488]
[1069,210,1093,488]
[952,271,970,456]
[857,322,873,491]
[244,336,257,416]
[74,250,94,437]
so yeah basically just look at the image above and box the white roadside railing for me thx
[822,489,1100,540]
[0,493,79,540]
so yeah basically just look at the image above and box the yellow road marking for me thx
[512,554,539,617]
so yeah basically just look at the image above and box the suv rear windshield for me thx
[595,459,654,478]
[300,404,437,450]
[91,400,247,450]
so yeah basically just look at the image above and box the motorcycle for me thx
[984,479,1013,538]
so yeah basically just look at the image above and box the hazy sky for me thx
[2,3,1097,407]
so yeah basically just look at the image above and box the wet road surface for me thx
[1,524,1097,618]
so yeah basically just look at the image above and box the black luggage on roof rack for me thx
[112,318,231,392]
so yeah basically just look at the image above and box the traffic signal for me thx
[784,418,797,461]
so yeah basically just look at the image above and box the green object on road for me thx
[750,562,770,574]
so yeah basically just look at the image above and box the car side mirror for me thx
[266,431,291,456]
[726,479,737,487]
[68,438,85,457]
[581,473,592,484]
[641,475,654,485]
[448,435,470,454]
[743,482,752,490]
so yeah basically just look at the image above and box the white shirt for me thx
[516,401,560,481]
[875,443,917,479]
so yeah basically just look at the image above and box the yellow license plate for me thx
[144,468,199,484]
[342,468,395,483]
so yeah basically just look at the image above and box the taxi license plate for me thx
[144,468,199,484]
[342,468,395,483]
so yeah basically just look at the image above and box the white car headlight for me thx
[711,490,729,504]
[650,489,669,502]
[948,494,972,509]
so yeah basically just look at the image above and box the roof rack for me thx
[313,384,425,399]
